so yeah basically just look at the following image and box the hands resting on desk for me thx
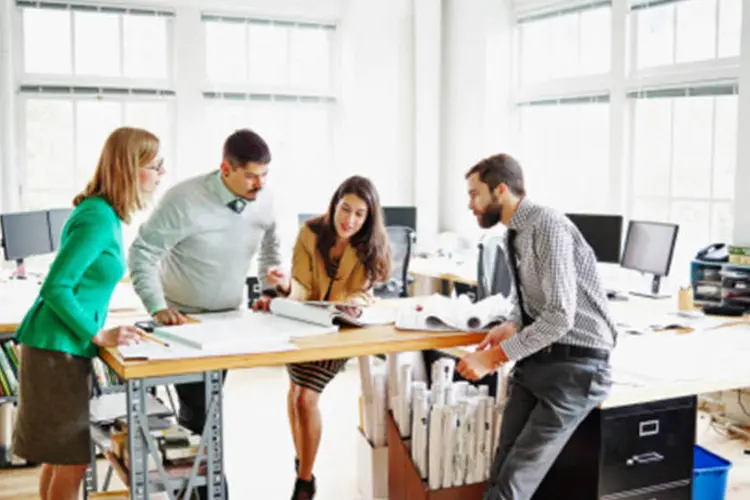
[457,322,516,381]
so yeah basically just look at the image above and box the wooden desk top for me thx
[100,325,485,380]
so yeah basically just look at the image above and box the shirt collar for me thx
[210,170,249,213]
[508,198,536,231]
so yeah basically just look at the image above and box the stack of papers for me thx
[395,294,512,332]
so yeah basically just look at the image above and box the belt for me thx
[522,343,609,364]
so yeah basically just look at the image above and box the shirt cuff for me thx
[145,297,168,316]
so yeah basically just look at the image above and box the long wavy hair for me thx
[307,176,391,285]
[73,126,159,223]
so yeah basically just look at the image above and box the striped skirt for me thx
[287,358,349,393]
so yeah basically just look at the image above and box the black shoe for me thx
[291,476,316,500]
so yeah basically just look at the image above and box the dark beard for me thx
[479,199,502,228]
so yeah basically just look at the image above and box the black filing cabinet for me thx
[533,396,696,500]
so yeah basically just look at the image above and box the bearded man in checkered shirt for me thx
[457,153,618,500]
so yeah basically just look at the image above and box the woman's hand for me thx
[92,325,143,347]
[266,266,291,294]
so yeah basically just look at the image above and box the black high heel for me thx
[291,476,316,500]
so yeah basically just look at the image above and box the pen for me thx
[138,331,170,347]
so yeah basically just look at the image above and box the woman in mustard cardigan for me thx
[12,127,164,500]
[264,175,391,499]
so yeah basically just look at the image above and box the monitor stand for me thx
[10,258,27,280]
[629,275,671,299]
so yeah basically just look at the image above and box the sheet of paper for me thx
[151,312,337,350]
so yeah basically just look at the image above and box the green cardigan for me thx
[15,197,126,359]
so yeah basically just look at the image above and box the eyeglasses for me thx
[142,158,165,172]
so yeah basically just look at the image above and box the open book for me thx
[395,294,512,332]
[268,298,396,328]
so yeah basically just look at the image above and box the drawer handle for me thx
[626,451,664,466]
[639,419,659,437]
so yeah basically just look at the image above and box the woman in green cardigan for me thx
[12,126,164,500]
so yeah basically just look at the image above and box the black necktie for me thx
[507,229,532,327]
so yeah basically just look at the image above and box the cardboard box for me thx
[387,411,486,500]
[357,427,388,500]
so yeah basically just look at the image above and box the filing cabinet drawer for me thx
[599,398,696,495]
[604,483,691,500]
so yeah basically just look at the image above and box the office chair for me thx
[374,225,415,299]
[477,233,512,300]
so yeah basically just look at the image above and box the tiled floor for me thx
[1,360,750,499]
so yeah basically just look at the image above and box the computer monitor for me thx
[47,208,72,251]
[620,220,679,299]
[0,210,54,278]
[566,213,623,264]
[383,206,417,233]
[297,213,318,227]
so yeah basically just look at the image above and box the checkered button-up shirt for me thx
[499,198,618,362]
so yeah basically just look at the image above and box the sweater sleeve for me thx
[128,191,190,314]
[39,209,112,342]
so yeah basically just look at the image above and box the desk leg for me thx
[126,379,149,500]
[83,436,98,498]
[205,370,225,500]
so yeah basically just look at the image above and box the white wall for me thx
[337,0,415,207]
[439,0,514,236]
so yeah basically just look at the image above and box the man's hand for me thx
[153,307,187,326]
[476,321,518,351]
[92,325,144,347]
[456,349,506,381]
[266,266,291,294]
[252,294,275,312]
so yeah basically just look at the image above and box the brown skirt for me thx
[287,358,349,393]
[12,345,92,465]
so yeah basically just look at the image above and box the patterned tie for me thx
[227,198,247,214]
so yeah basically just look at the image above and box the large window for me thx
[517,97,610,212]
[631,0,742,70]
[203,15,335,95]
[19,1,171,82]
[201,14,338,236]
[629,85,737,280]
[16,1,176,251]
[17,2,175,215]
[20,92,174,211]
[517,3,611,85]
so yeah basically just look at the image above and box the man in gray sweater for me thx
[128,128,283,499]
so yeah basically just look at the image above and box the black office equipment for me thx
[702,304,745,316]
[47,208,72,251]
[567,213,624,264]
[0,210,52,278]
[620,220,679,299]
[297,213,317,227]
[383,206,417,233]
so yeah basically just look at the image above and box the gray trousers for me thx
[484,356,612,500]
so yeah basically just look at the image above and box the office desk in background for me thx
[408,256,478,298]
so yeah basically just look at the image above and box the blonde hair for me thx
[73,126,159,223]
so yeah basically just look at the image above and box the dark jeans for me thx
[174,370,229,500]
[484,356,612,500]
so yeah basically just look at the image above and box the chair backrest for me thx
[477,233,512,300]
[374,225,414,298]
